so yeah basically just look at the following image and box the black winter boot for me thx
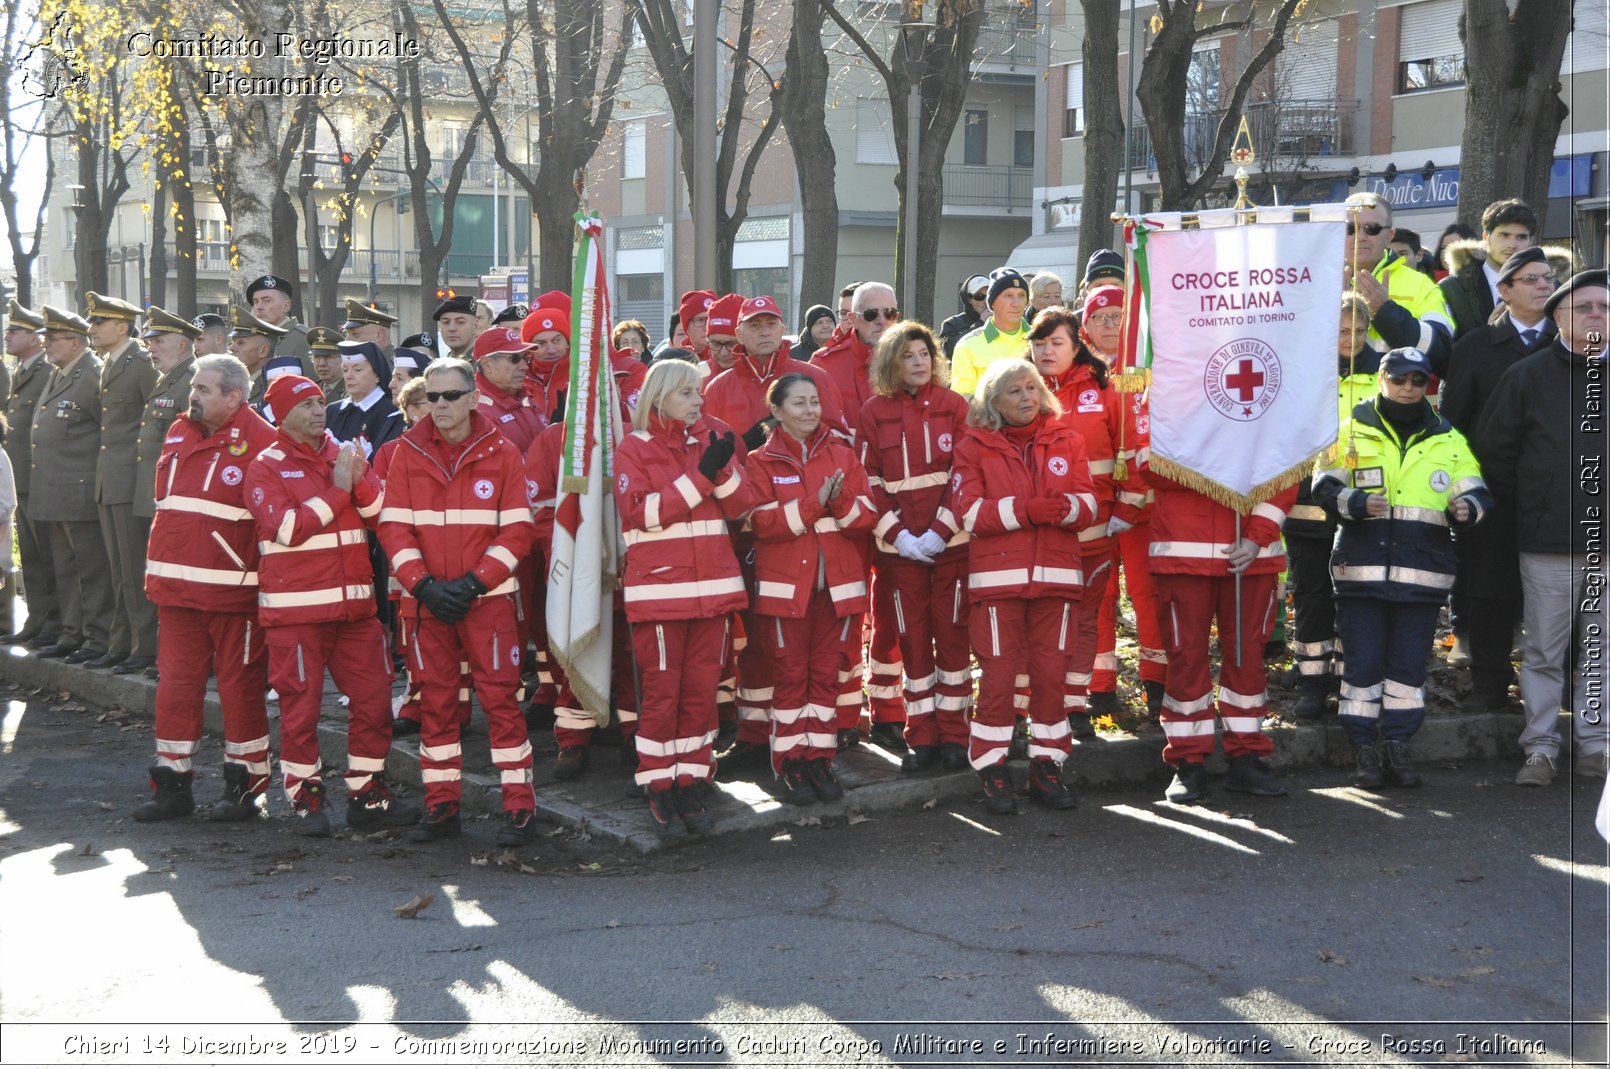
[1027,758,1077,810]
[1164,762,1207,804]
[132,767,194,822]
[1225,754,1288,796]
[292,783,332,838]
[1381,739,1422,788]
[1352,743,1385,789]
[207,764,264,822]
[1144,680,1165,719]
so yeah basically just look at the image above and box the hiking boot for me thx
[978,763,1017,815]
[1164,762,1207,804]
[807,758,844,802]
[836,728,861,752]
[1352,742,1384,789]
[496,808,537,846]
[1446,633,1472,667]
[902,745,939,773]
[207,764,264,822]
[1027,758,1076,810]
[776,760,816,806]
[553,746,590,781]
[1576,750,1610,779]
[939,742,969,771]
[1087,691,1119,717]
[674,784,715,835]
[645,788,685,836]
[131,766,194,822]
[1144,680,1165,719]
[716,740,771,780]
[1068,714,1096,741]
[293,784,332,838]
[346,784,423,829]
[867,722,909,755]
[409,802,462,841]
[1292,687,1328,721]
[1381,739,1422,788]
[1225,754,1288,796]
[1515,752,1556,786]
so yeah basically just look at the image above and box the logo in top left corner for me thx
[20,9,90,100]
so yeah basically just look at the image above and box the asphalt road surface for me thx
[0,681,1605,1067]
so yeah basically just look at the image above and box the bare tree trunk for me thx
[149,181,168,308]
[171,113,198,313]
[220,0,292,302]
[1456,0,1572,234]
[1079,0,1123,268]
[0,3,53,307]
[780,0,839,311]
[272,190,302,310]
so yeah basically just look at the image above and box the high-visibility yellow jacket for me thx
[949,317,1031,395]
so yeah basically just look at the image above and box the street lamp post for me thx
[368,189,411,304]
[899,20,933,318]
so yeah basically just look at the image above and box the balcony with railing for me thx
[164,245,496,282]
[973,6,1038,69]
[1129,98,1360,172]
[941,164,1032,209]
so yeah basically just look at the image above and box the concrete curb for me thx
[1,643,1530,855]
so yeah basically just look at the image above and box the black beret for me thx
[1544,268,1609,319]
[1495,246,1548,287]
[432,295,477,320]
[245,274,295,301]
[492,303,529,326]
[400,332,435,350]
[192,313,228,330]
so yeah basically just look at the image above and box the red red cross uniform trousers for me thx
[1093,386,1167,698]
[705,340,850,744]
[1043,360,1151,722]
[378,409,538,815]
[1148,475,1298,766]
[952,411,1096,775]
[144,402,278,799]
[245,408,396,816]
[746,425,877,773]
[857,381,973,751]
[615,412,755,790]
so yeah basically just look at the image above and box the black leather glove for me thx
[439,572,489,605]
[697,431,736,481]
[742,418,771,451]
[412,577,471,623]
[548,389,568,427]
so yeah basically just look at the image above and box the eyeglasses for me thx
[425,389,472,403]
[860,307,900,322]
[1346,222,1388,237]
[1387,373,1429,387]
[969,290,988,302]
[708,338,740,352]
[1506,273,1555,287]
[1085,313,1124,328]
[496,352,531,365]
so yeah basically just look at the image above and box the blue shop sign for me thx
[1323,154,1595,209]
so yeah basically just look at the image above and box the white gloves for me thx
[894,530,934,563]
[916,530,948,558]
[1106,516,1134,538]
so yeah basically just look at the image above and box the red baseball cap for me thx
[705,293,744,337]
[678,290,717,330]
[520,307,571,344]
[265,374,325,425]
[1083,285,1124,318]
[473,327,536,361]
[737,295,783,325]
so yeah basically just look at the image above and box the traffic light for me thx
[435,287,457,300]
[341,152,355,182]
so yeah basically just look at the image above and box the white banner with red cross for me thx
[1128,210,1347,509]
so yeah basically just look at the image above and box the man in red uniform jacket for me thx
[473,327,544,454]
[133,355,279,823]
[378,358,539,845]
[244,375,423,836]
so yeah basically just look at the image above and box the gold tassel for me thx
[1113,456,1128,481]
[1344,441,1359,470]
[1112,367,1151,393]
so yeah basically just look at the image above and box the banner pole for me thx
[1233,511,1244,669]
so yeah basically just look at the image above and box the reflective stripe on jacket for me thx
[856,382,970,557]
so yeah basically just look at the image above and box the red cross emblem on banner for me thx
[1204,339,1282,422]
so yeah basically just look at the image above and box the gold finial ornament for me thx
[1231,116,1256,212]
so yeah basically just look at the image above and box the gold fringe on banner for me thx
[1112,367,1151,393]
[1149,447,1329,514]
[561,475,589,493]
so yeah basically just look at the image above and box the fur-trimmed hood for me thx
[1444,237,1581,280]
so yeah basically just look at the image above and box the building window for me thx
[1062,62,1083,138]
[1187,45,1220,114]
[736,216,789,242]
[963,109,988,166]
[1013,105,1034,167]
[616,225,665,251]
[855,99,897,165]
[1398,0,1464,93]
[732,266,790,324]
[623,121,646,180]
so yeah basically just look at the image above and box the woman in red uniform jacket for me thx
[951,360,1097,815]
[1029,305,1150,739]
[745,373,876,805]
[614,360,752,837]
[857,321,973,772]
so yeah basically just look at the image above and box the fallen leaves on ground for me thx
[604,919,623,929]
[794,816,822,827]
[79,842,97,857]
[1412,974,1455,989]
[847,813,870,825]
[921,798,938,810]
[1317,949,1348,966]
[393,893,435,919]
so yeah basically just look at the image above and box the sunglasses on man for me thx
[1346,222,1387,237]
[860,307,900,322]
[425,389,472,403]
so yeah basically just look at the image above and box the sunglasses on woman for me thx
[1346,222,1387,237]
[1386,373,1429,387]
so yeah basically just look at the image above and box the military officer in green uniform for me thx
[2,300,58,645]
[83,292,159,670]
[29,306,112,662]
[307,325,346,404]
[246,274,309,354]
[125,306,200,676]
[228,306,290,415]
[340,298,397,362]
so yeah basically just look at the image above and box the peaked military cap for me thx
[245,274,296,301]
[142,305,203,340]
[6,299,44,330]
[342,297,398,329]
[305,326,343,353]
[83,291,142,322]
[38,305,90,335]
[229,306,290,339]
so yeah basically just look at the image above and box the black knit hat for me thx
[986,268,1030,309]
[1085,248,1125,284]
